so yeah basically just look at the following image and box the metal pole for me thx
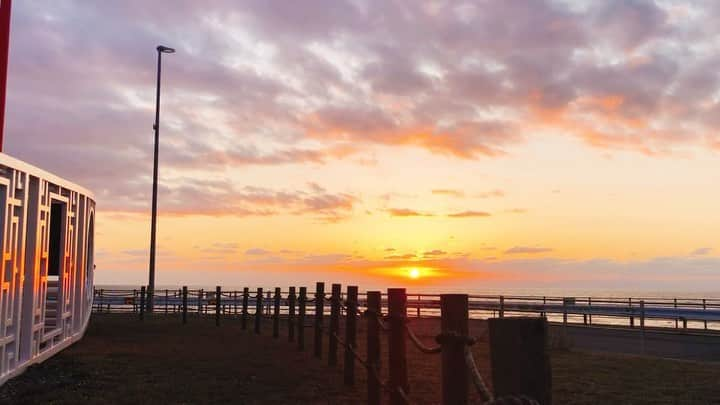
[147,49,162,313]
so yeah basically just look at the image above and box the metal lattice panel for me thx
[0,153,94,385]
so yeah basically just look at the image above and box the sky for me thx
[5,0,720,293]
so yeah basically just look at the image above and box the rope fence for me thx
[92,282,720,404]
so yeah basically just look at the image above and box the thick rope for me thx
[405,324,442,354]
[465,346,493,402]
[396,386,414,405]
[482,395,540,405]
[364,309,390,331]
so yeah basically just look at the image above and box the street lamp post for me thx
[148,45,175,312]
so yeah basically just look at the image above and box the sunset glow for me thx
[409,268,420,280]
[6,1,720,293]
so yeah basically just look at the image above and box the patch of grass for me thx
[1,314,719,404]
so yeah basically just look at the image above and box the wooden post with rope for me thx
[139,286,146,321]
[273,287,281,338]
[298,286,307,351]
[241,287,249,330]
[328,283,341,366]
[181,286,188,324]
[440,294,469,404]
[314,282,325,359]
[388,288,409,404]
[343,286,358,386]
[215,286,221,327]
[255,287,263,334]
[288,287,296,342]
[366,291,382,405]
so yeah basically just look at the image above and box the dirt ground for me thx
[1,313,719,404]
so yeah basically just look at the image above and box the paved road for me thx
[552,324,720,361]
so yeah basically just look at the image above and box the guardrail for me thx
[92,287,720,332]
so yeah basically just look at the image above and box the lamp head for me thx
[157,45,175,54]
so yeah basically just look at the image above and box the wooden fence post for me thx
[329,283,341,366]
[703,299,708,330]
[255,287,263,334]
[674,298,678,329]
[640,300,646,354]
[588,297,592,325]
[288,287,296,342]
[242,287,249,330]
[266,291,272,315]
[139,286,146,321]
[215,286,222,327]
[234,291,238,315]
[182,286,188,324]
[273,287,281,338]
[489,317,552,405]
[640,300,645,329]
[198,289,204,315]
[165,289,169,314]
[388,288,408,404]
[629,298,634,327]
[298,287,307,351]
[366,291,382,405]
[344,286,358,386]
[440,294,469,405]
[499,295,505,318]
[314,282,325,359]
[416,294,421,318]
[131,289,136,313]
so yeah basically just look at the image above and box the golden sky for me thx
[6,1,720,292]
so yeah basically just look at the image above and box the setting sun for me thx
[409,268,420,279]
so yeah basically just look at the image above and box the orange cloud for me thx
[447,211,491,218]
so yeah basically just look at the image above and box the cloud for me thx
[384,253,416,260]
[245,248,271,255]
[504,246,554,255]
[102,180,357,222]
[8,0,720,221]
[476,190,505,198]
[432,189,465,198]
[387,208,433,217]
[690,247,713,256]
[202,243,240,255]
[447,211,491,218]
[423,250,446,257]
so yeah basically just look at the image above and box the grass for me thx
[1,313,719,404]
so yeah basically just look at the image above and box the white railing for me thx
[0,153,95,386]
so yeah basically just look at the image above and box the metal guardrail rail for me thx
[92,288,720,332]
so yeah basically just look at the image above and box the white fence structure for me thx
[0,153,95,386]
